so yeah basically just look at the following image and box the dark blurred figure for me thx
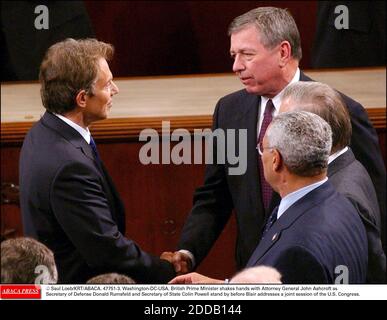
[312,1,385,68]
[1,1,94,81]
[87,273,136,284]
[1,237,58,284]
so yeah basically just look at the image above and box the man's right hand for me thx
[168,272,223,284]
[160,251,192,275]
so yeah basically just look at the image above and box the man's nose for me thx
[232,55,245,73]
[111,81,119,95]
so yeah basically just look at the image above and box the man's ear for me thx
[75,90,87,108]
[278,41,291,67]
[272,149,283,172]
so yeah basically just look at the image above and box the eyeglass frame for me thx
[257,141,275,156]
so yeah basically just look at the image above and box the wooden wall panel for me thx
[0,141,238,279]
[83,1,317,77]
[97,141,237,279]
[1,147,23,240]
[1,127,385,278]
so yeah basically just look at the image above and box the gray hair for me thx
[87,273,136,284]
[228,7,302,61]
[281,82,351,153]
[230,266,282,284]
[267,111,332,176]
[1,237,58,284]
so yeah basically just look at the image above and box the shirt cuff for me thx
[178,249,196,269]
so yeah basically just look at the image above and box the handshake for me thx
[160,251,192,275]
[160,251,223,284]
[160,251,283,284]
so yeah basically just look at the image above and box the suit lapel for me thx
[299,71,313,82]
[231,92,262,216]
[99,161,126,232]
[245,94,270,232]
[41,112,125,230]
[246,182,336,266]
[41,112,95,162]
[245,94,261,210]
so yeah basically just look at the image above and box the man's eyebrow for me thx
[230,48,256,54]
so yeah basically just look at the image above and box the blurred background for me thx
[1,0,385,81]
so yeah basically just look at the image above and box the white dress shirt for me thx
[257,68,300,138]
[54,113,91,144]
[277,177,328,220]
[328,147,349,165]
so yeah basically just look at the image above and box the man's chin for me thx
[244,86,261,95]
[104,106,112,117]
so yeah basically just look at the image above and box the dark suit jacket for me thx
[328,148,386,283]
[178,71,385,270]
[246,182,368,284]
[19,112,175,284]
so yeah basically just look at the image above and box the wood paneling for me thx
[83,1,317,76]
[1,68,385,279]
[1,127,385,278]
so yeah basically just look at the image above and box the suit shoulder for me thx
[301,73,364,113]
[331,160,376,196]
[218,89,253,105]
[338,91,365,114]
[294,189,362,232]
[21,121,93,175]
[214,89,258,120]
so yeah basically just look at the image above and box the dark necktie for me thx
[258,99,274,210]
[89,136,101,164]
[261,206,278,239]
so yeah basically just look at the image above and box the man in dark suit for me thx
[163,7,385,275]
[19,38,175,284]
[280,81,385,283]
[170,111,368,284]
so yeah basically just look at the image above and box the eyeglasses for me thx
[257,141,274,156]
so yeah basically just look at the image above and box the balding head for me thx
[280,82,351,153]
[230,266,282,284]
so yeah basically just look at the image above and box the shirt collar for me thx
[277,177,328,220]
[328,146,349,164]
[53,113,91,144]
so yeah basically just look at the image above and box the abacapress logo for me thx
[0,285,41,299]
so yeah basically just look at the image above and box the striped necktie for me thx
[258,99,274,210]
[89,136,101,163]
[261,206,278,239]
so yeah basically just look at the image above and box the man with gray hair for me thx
[86,273,136,284]
[1,237,58,284]
[229,266,282,284]
[168,6,384,276]
[280,82,385,283]
[170,112,368,283]
[169,265,282,284]
[245,111,367,283]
